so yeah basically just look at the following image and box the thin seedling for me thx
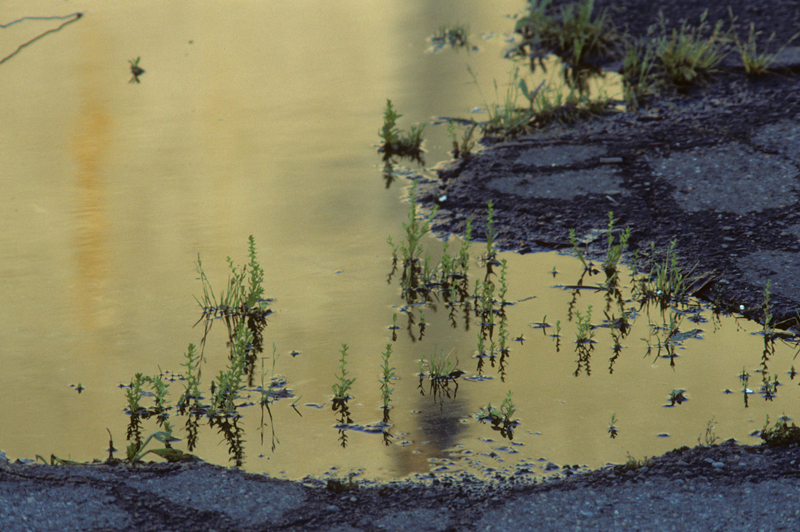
[575,305,594,344]
[379,343,395,412]
[332,344,356,406]
[729,8,799,76]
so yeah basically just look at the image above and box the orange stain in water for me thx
[71,48,113,329]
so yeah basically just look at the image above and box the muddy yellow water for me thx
[1,1,796,481]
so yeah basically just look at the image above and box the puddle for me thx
[1,1,798,483]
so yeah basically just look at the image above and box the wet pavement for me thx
[420,47,800,328]
[3,440,800,531]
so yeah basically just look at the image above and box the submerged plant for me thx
[128,56,145,83]
[431,23,470,47]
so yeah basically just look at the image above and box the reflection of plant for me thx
[668,388,687,406]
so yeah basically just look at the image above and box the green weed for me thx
[211,322,251,417]
[128,56,144,83]
[423,346,463,381]
[194,236,271,368]
[378,99,426,157]
[458,217,473,277]
[125,424,196,464]
[634,240,695,306]
[621,452,653,471]
[379,344,395,412]
[698,416,720,446]
[575,305,594,344]
[607,412,618,439]
[397,181,438,268]
[621,37,659,109]
[513,0,620,69]
[568,228,588,270]
[651,10,730,86]
[178,344,202,411]
[601,211,631,284]
[476,390,520,439]
[761,415,800,446]
[729,8,799,76]
[485,200,497,262]
[447,120,478,159]
[332,344,356,404]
